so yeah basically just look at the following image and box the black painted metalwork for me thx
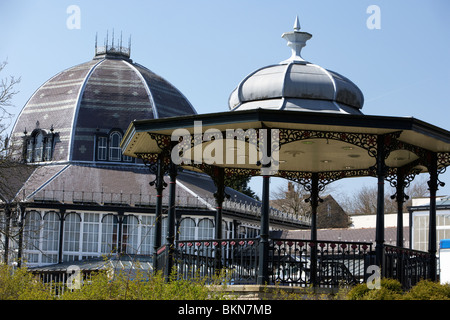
[383,245,432,289]
[132,127,447,287]
[164,159,178,281]
[278,128,380,157]
[172,238,373,288]
[271,239,373,287]
[152,155,167,270]
[175,238,259,284]
[386,167,421,247]
[374,135,390,267]
[257,129,272,285]
[427,152,439,281]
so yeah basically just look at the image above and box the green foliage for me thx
[4,263,450,300]
[0,264,53,300]
[225,176,259,200]
[345,278,450,300]
[60,267,233,300]
[402,280,450,300]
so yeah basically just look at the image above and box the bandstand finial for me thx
[281,15,312,64]
[294,15,301,31]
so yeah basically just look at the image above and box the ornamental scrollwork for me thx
[438,152,450,168]
[386,167,422,203]
[148,132,171,151]
[278,128,380,157]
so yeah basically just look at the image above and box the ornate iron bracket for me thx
[386,166,422,203]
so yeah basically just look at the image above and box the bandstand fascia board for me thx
[121,109,450,175]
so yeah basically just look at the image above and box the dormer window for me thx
[23,128,55,163]
[95,129,134,163]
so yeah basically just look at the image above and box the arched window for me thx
[198,219,214,240]
[23,211,42,264]
[109,131,122,161]
[33,132,44,162]
[122,215,139,254]
[101,214,118,254]
[42,211,60,263]
[63,213,81,260]
[179,218,196,241]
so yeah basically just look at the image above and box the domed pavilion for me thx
[1,35,306,278]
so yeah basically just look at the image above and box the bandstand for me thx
[121,18,450,288]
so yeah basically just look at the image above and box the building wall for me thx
[412,210,450,252]
[1,208,262,267]
[350,213,410,229]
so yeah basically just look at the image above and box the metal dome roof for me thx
[229,17,364,114]
[11,42,196,163]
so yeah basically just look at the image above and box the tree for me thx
[225,176,259,200]
[0,59,22,265]
[270,181,311,219]
[342,175,430,215]
[0,60,21,161]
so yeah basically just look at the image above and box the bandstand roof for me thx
[122,108,450,181]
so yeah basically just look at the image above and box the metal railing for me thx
[20,189,310,226]
[270,239,373,287]
[174,238,259,284]
[167,238,374,287]
[382,245,432,289]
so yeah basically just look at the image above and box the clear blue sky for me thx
[1,0,450,201]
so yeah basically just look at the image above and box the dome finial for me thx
[281,16,312,64]
[293,15,301,31]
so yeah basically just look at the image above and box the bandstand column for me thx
[257,173,270,285]
[309,172,319,287]
[213,167,225,240]
[375,135,388,267]
[427,153,438,281]
[165,159,178,281]
[395,172,406,248]
[58,209,66,264]
[213,167,225,272]
[152,154,166,270]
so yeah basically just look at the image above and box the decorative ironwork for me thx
[271,238,373,287]
[171,237,375,287]
[148,132,171,151]
[383,245,432,289]
[174,238,259,284]
[438,152,450,168]
[386,167,422,203]
[277,170,312,185]
[278,128,382,157]
[277,168,376,202]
